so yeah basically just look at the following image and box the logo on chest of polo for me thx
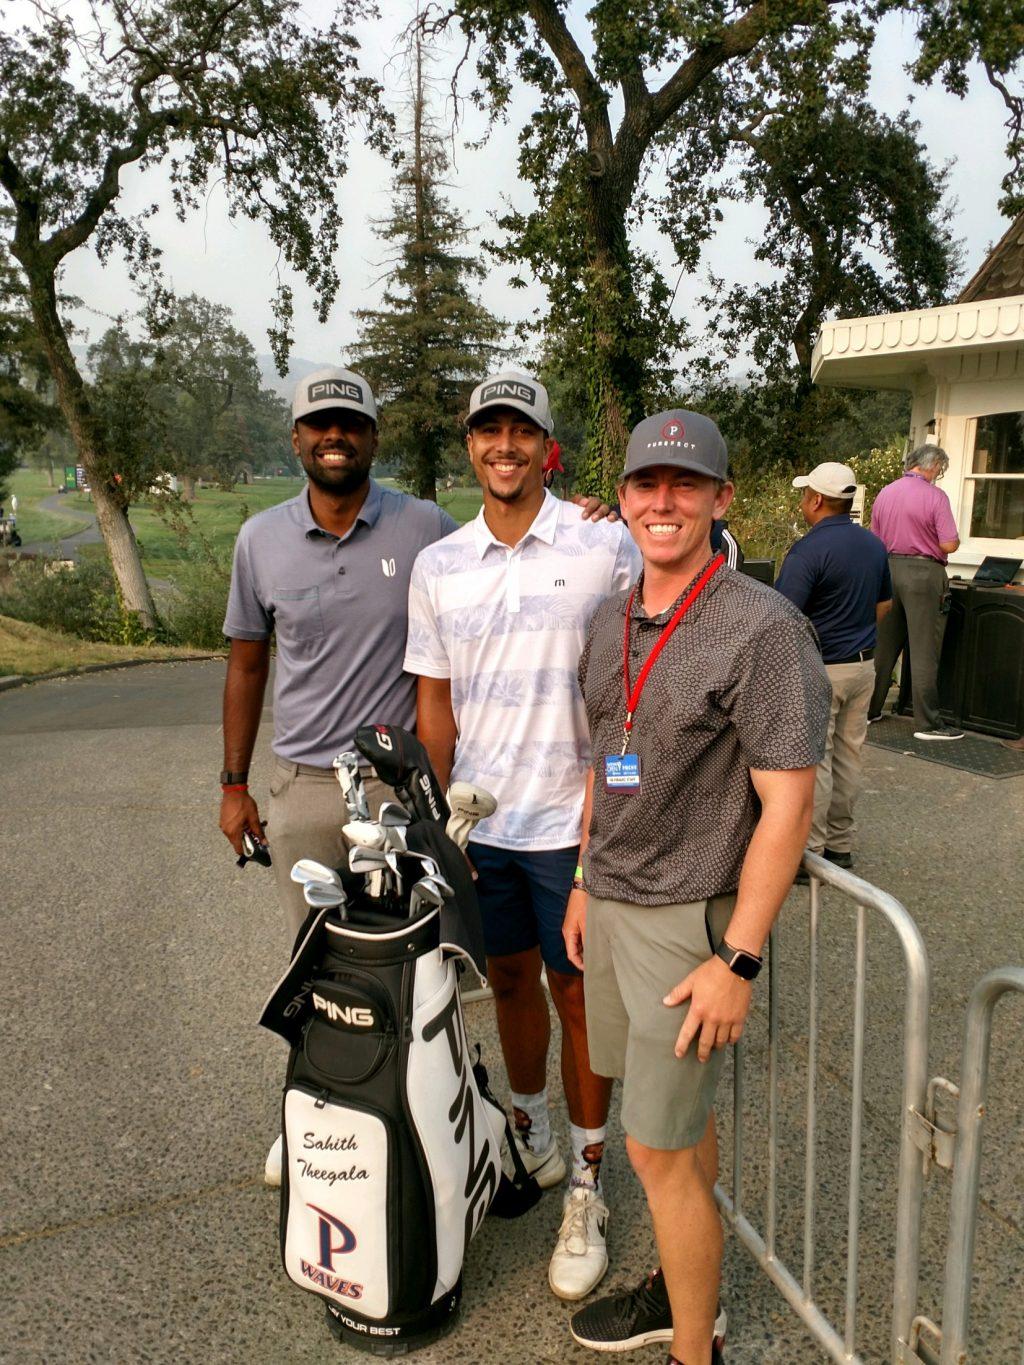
[381,558,396,578]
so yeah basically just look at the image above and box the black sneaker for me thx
[569,1267,726,1352]
[913,725,964,741]
[823,849,853,869]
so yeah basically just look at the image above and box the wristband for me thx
[572,863,585,891]
[220,768,249,785]
[221,783,249,793]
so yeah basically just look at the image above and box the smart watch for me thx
[715,938,763,980]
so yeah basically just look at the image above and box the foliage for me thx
[0,556,154,644]
[0,227,61,495]
[352,38,504,501]
[0,0,390,624]
[87,297,291,498]
[727,436,906,564]
[434,0,1010,494]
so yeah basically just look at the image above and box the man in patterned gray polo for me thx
[565,409,830,1365]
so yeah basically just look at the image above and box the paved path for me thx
[17,493,102,558]
[0,662,1021,1364]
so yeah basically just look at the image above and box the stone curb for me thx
[0,652,224,693]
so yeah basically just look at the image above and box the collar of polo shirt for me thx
[471,486,560,559]
[299,479,384,538]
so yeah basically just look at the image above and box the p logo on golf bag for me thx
[309,1203,357,1267]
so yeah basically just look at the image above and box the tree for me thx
[682,99,959,466]
[88,297,292,497]
[0,227,60,496]
[437,1,1019,495]
[0,0,388,628]
[352,32,504,501]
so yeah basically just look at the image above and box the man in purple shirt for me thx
[868,444,963,740]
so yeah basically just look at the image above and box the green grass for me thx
[4,468,87,545]
[0,613,215,678]
[9,469,483,573]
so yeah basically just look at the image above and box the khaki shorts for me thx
[584,892,736,1150]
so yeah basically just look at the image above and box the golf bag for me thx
[260,730,539,1355]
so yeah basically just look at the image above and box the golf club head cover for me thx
[354,724,450,826]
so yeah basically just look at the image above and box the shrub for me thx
[727,436,905,569]
[0,556,154,644]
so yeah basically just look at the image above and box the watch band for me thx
[715,938,763,980]
[220,769,249,786]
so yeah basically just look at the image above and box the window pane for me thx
[972,413,1024,474]
[970,477,1024,539]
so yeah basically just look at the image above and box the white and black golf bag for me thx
[260,727,539,1355]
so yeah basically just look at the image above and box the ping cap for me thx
[467,370,554,435]
[792,461,858,498]
[293,367,377,425]
[622,409,729,482]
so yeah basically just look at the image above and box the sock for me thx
[510,1088,551,1154]
[569,1122,606,1192]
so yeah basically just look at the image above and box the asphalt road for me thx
[1,661,1021,1364]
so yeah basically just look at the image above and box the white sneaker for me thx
[513,1131,567,1189]
[549,1185,609,1300]
[264,1134,283,1187]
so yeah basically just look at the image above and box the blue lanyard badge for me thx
[604,753,641,793]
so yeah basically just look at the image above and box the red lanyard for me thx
[621,554,725,753]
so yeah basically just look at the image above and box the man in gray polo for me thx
[565,410,829,1365]
[220,366,458,936]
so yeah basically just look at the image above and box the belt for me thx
[826,648,875,665]
[274,757,378,779]
[888,553,943,563]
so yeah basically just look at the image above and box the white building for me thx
[812,215,1024,581]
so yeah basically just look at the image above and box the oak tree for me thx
[0,0,387,626]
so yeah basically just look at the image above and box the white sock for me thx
[510,1088,551,1154]
[569,1122,606,1192]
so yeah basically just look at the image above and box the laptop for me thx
[972,555,1023,586]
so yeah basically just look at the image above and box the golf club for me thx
[445,782,498,850]
[303,882,349,918]
[333,751,370,821]
[290,858,344,891]
[378,800,411,853]
[409,877,445,916]
[342,820,386,849]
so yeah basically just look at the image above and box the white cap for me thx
[467,370,554,435]
[792,461,857,498]
[292,367,377,425]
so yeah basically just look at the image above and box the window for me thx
[967,413,1024,540]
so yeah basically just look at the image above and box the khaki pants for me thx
[266,756,396,942]
[810,660,875,855]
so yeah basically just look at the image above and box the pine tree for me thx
[353,36,504,502]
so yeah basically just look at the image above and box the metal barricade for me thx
[714,851,931,1364]
[906,966,1024,1365]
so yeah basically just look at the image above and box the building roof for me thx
[958,210,1024,303]
[811,296,1024,389]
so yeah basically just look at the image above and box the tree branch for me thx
[525,0,613,156]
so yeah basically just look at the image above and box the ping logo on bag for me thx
[311,980,379,1030]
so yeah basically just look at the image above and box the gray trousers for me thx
[811,660,875,854]
[266,756,396,942]
[870,556,949,731]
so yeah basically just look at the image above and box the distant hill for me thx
[256,354,322,400]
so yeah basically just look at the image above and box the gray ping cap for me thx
[622,409,728,482]
[293,366,377,425]
[467,370,554,434]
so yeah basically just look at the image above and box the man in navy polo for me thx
[775,462,892,872]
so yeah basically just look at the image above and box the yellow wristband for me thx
[574,864,584,881]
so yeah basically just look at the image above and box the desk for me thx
[897,581,1024,739]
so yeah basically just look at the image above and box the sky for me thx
[33,1,1019,386]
